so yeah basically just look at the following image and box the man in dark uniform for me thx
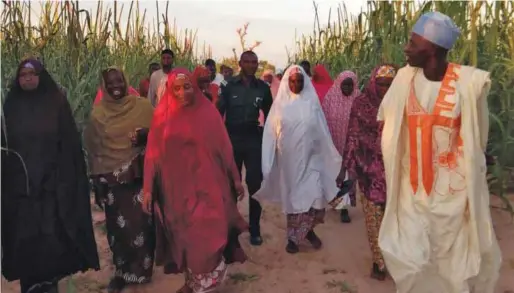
[216,51,273,246]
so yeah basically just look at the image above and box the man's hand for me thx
[336,167,346,188]
[485,153,496,166]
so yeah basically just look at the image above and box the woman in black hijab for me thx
[1,59,100,293]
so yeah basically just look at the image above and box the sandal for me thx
[306,230,322,249]
[340,209,352,223]
[285,240,299,254]
[370,263,387,281]
[164,263,175,275]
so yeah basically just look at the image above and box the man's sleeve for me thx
[476,71,491,152]
[262,85,273,119]
[147,74,157,107]
[216,80,228,116]
[155,78,167,106]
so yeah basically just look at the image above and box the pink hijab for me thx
[321,71,361,155]
[311,65,333,104]
[261,70,280,99]
[259,69,279,126]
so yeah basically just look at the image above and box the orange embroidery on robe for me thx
[406,63,463,195]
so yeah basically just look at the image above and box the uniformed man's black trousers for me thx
[230,131,263,238]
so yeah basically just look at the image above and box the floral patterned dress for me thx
[343,66,391,272]
[93,152,154,284]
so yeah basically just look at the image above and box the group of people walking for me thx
[1,11,502,293]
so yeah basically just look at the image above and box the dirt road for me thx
[2,195,513,293]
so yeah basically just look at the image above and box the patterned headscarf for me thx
[363,64,398,104]
[321,71,361,155]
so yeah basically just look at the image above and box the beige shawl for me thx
[84,67,154,175]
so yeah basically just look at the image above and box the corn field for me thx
[1,0,209,129]
[1,1,513,213]
[292,0,514,212]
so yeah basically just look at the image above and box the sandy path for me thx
[2,192,513,293]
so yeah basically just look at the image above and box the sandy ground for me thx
[2,191,514,293]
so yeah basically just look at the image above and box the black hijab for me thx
[1,59,100,280]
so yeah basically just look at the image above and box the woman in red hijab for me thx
[192,65,219,104]
[311,64,333,104]
[143,69,248,293]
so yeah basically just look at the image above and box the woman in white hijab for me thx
[255,65,342,254]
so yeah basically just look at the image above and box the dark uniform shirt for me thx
[216,74,273,135]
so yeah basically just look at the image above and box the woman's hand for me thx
[142,191,153,214]
[129,128,146,146]
[129,128,141,146]
[91,176,107,210]
[130,128,150,147]
[235,181,245,201]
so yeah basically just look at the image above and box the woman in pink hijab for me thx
[260,69,280,99]
[259,69,279,126]
[311,65,333,103]
[321,71,361,223]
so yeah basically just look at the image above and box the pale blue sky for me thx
[32,0,366,68]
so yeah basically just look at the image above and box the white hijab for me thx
[256,65,342,214]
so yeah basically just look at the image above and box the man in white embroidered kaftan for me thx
[377,11,501,293]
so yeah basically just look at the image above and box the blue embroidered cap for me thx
[412,11,461,50]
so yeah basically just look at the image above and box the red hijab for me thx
[149,67,190,130]
[192,65,219,104]
[311,65,333,104]
[143,69,247,273]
